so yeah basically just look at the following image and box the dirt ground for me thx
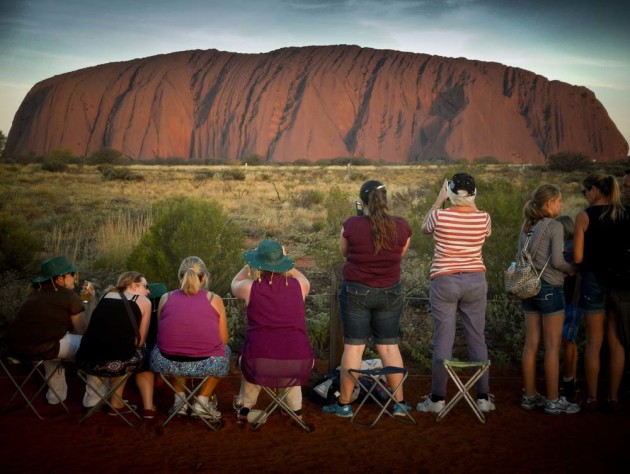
[1,359,628,474]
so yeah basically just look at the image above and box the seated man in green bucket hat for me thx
[7,256,106,407]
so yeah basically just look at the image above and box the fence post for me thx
[329,262,344,371]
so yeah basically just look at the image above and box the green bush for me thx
[291,189,325,209]
[41,161,69,172]
[0,212,41,274]
[126,196,244,294]
[89,148,128,165]
[547,151,593,172]
[97,165,144,181]
[221,169,246,181]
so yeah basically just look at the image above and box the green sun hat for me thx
[244,240,294,273]
[32,256,79,283]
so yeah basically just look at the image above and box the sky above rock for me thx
[1,0,628,146]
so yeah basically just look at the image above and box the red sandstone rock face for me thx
[6,46,628,163]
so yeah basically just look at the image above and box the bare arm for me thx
[421,179,449,234]
[339,226,348,257]
[231,265,254,305]
[135,296,152,347]
[70,312,87,335]
[401,236,411,255]
[573,210,589,264]
[287,268,311,300]
[211,295,229,344]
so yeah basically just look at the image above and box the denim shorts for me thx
[562,303,584,342]
[339,281,403,345]
[521,281,565,316]
[578,271,607,312]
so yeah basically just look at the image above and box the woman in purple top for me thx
[231,240,313,422]
[150,256,230,420]
[323,180,412,418]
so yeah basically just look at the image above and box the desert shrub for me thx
[193,170,215,181]
[485,294,525,369]
[547,151,592,172]
[221,169,246,181]
[241,153,265,165]
[476,177,533,296]
[0,271,31,330]
[126,196,244,294]
[46,148,76,163]
[89,148,128,165]
[97,165,144,181]
[41,161,69,172]
[324,186,352,234]
[0,212,41,274]
[291,189,325,209]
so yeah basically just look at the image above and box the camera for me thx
[355,201,364,216]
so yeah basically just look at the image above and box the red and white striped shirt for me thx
[425,208,491,279]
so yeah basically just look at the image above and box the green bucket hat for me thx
[147,283,167,299]
[244,240,295,273]
[32,256,80,283]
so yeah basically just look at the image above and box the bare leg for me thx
[375,344,405,401]
[134,371,155,410]
[522,312,541,397]
[109,376,129,409]
[607,310,625,402]
[339,344,364,403]
[563,340,578,380]
[542,313,564,401]
[584,312,605,401]
[199,377,220,397]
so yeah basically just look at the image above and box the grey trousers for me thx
[429,272,490,398]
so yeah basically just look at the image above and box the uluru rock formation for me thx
[5,45,628,163]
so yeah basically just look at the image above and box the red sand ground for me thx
[1,359,628,474]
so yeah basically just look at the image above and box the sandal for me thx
[143,406,158,419]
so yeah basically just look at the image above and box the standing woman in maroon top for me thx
[323,180,412,418]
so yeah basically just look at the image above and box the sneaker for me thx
[544,396,580,415]
[168,399,188,416]
[476,397,496,413]
[191,401,222,420]
[416,395,445,413]
[322,402,353,418]
[521,393,546,410]
[392,401,413,417]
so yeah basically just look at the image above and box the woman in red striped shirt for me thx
[416,173,495,415]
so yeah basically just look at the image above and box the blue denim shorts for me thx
[562,303,584,342]
[339,281,403,345]
[521,281,565,316]
[578,271,607,312]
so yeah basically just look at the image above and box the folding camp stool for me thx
[249,385,313,433]
[436,359,491,424]
[348,366,416,428]
[78,369,142,427]
[158,374,222,431]
[1,356,69,419]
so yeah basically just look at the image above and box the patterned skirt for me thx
[149,345,231,378]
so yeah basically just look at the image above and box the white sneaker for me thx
[168,399,188,416]
[416,395,445,413]
[476,397,496,413]
[192,401,222,420]
[246,409,268,424]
